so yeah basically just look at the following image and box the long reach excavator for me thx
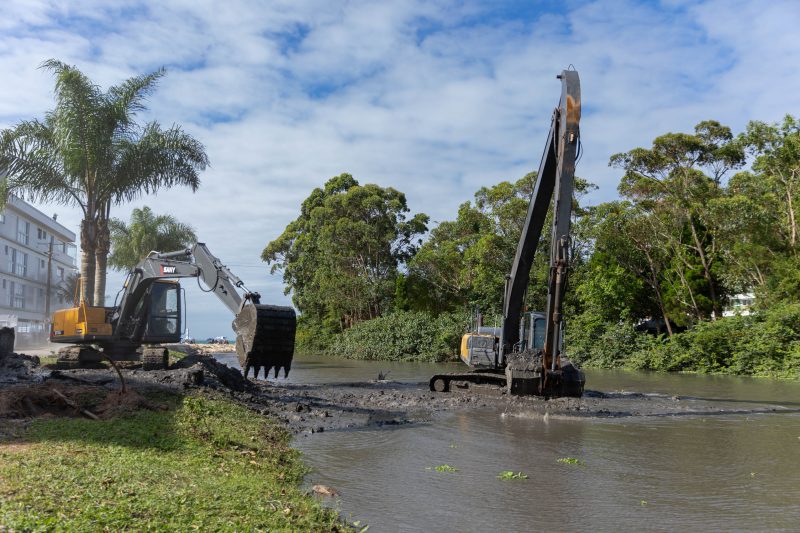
[430,68,585,398]
[50,243,295,379]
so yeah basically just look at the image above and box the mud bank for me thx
[1,352,791,437]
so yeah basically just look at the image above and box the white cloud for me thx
[0,0,798,337]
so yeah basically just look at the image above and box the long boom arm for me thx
[499,69,581,372]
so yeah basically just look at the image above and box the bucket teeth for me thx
[233,304,296,381]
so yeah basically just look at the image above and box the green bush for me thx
[567,313,659,368]
[327,310,469,362]
[569,304,800,378]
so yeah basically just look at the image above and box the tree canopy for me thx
[109,206,197,271]
[263,173,428,330]
[0,59,208,305]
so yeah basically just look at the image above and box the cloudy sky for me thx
[1,0,798,338]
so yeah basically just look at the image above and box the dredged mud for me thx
[0,352,793,435]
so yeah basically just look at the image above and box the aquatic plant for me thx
[497,471,528,480]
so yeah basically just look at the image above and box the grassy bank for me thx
[0,392,342,531]
[569,304,800,379]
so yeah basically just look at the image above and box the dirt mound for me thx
[0,352,41,385]
[0,383,160,420]
[172,354,248,391]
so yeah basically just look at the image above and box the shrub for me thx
[567,313,659,368]
[327,310,469,362]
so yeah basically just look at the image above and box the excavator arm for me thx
[500,70,580,369]
[113,243,296,379]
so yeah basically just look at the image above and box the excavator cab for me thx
[141,280,182,343]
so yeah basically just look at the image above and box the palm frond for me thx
[107,67,166,122]
[104,122,208,204]
[0,120,85,211]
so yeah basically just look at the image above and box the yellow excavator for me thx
[50,243,295,379]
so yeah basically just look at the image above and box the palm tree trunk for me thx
[94,210,111,306]
[79,218,96,306]
[94,251,108,307]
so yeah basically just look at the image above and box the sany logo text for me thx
[161,265,177,275]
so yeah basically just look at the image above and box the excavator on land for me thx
[50,243,295,379]
[430,68,585,398]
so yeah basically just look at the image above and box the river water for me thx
[219,354,800,532]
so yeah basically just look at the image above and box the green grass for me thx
[0,392,343,531]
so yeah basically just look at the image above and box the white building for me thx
[723,292,755,317]
[0,195,78,345]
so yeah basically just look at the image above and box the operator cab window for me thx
[147,282,180,337]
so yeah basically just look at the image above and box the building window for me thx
[10,282,24,309]
[9,250,28,278]
[16,219,29,245]
[40,259,45,269]
[37,228,47,240]
[57,266,64,280]
[1,279,5,289]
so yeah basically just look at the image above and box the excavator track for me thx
[233,304,296,380]
[430,351,585,398]
[429,371,508,395]
[142,346,169,370]
[56,346,104,369]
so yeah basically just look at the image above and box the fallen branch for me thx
[51,387,100,420]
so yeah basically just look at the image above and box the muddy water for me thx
[219,354,800,532]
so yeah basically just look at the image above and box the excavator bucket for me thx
[232,303,296,380]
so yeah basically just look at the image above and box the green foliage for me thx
[627,304,800,377]
[497,471,528,480]
[556,457,584,465]
[567,315,660,369]
[409,174,594,315]
[0,59,208,305]
[326,310,469,362]
[431,464,458,472]
[263,173,428,329]
[0,393,340,531]
[109,206,197,270]
[294,315,337,355]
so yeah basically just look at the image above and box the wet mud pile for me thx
[0,352,792,436]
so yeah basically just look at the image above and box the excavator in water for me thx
[430,68,586,398]
[50,243,295,379]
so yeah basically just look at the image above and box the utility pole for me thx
[45,237,53,325]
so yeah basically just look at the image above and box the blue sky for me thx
[1,0,798,338]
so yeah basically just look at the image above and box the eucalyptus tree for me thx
[610,120,745,319]
[263,173,429,330]
[108,206,197,271]
[742,115,800,250]
[0,59,208,305]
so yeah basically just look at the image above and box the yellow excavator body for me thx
[50,301,113,344]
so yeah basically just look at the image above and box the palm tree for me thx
[56,272,80,307]
[109,206,197,271]
[0,59,208,306]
